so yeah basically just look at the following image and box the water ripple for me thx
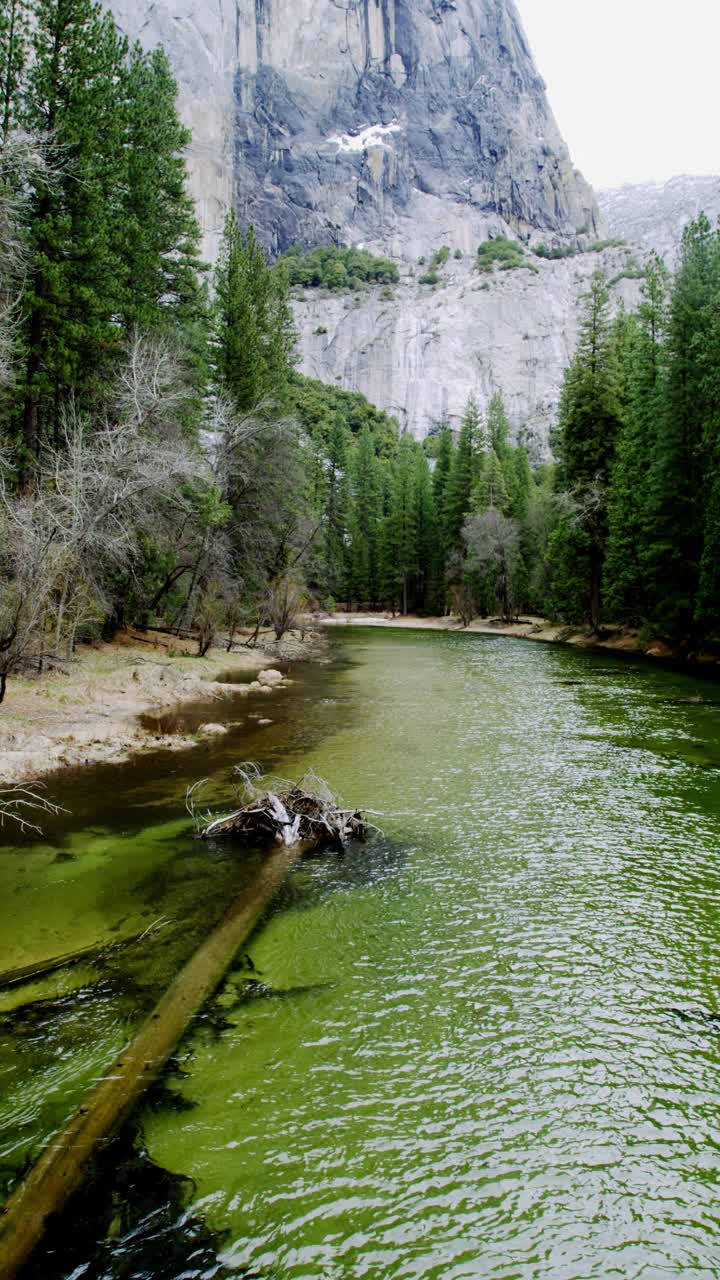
[138,632,720,1278]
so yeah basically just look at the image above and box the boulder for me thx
[258,669,284,686]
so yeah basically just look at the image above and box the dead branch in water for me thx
[0,919,172,993]
[0,783,64,834]
[191,763,368,850]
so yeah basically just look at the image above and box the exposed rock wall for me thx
[598,175,720,268]
[230,0,602,259]
[107,0,609,443]
[109,0,602,263]
[294,246,641,454]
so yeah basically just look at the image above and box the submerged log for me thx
[0,841,307,1280]
[0,769,368,1278]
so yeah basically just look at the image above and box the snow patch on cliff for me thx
[328,122,402,153]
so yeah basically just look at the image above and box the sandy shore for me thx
[322,612,712,663]
[0,627,325,784]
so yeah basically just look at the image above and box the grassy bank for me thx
[323,612,719,667]
[0,627,325,784]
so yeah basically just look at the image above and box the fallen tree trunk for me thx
[0,841,306,1280]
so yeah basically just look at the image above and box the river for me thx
[2,627,720,1279]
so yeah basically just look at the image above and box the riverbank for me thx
[0,627,326,783]
[323,612,717,665]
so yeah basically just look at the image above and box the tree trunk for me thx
[0,842,307,1279]
[246,614,263,648]
[146,565,191,617]
[589,548,602,634]
[19,299,45,494]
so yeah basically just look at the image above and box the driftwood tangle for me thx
[198,765,367,850]
[0,770,365,1279]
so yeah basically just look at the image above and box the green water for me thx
[3,628,720,1278]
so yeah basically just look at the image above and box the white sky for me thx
[515,0,720,189]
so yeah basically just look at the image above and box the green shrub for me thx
[589,238,626,252]
[476,237,526,273]
[454,248,463,260]
[534,243,578,260]
[419,269,440,285]
[313,325,328,336]
[281,244,399,291]
[380,286,395,301]
[609,259,647,286]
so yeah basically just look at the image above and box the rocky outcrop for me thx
[598,175,720,267]
[294,244,642,453]
[230,0,602,259]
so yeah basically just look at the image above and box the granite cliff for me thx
[108,0,612,447]
[109,0,601,261]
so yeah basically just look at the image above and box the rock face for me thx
[295,245,641,451]
[598,176,720,268]
[108,0,610,446]
[109,0,602,263]
[230,0,602,259]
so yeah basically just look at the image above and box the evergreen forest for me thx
[2,0,720,708]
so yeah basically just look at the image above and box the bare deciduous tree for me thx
[0,336,209,697]
[266,575,305,642]
[0,782,63,833]
[463,508,521,623]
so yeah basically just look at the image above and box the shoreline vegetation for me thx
[4,611,719,792]
[323,611,720,667]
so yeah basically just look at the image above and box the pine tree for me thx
[693,256,720,632]
[473,448,509,513]
[485,390,523,512]
[487,392,510,459]
[19,0,128,469]
[551,270,622,628]
[413,443,436,611]
[119,45,205,336]
[604,260,668,623]
[642,217,720,637]
[377,463,399,611]
[388,435,420,614]
[510,446,533,522]
[428,425,453,608]
[431,425,453,539]
[445,397,480,546]
[213,212,296,416]
[322,417,350,601]
[348,425,383,603]
[0,0,29,146]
